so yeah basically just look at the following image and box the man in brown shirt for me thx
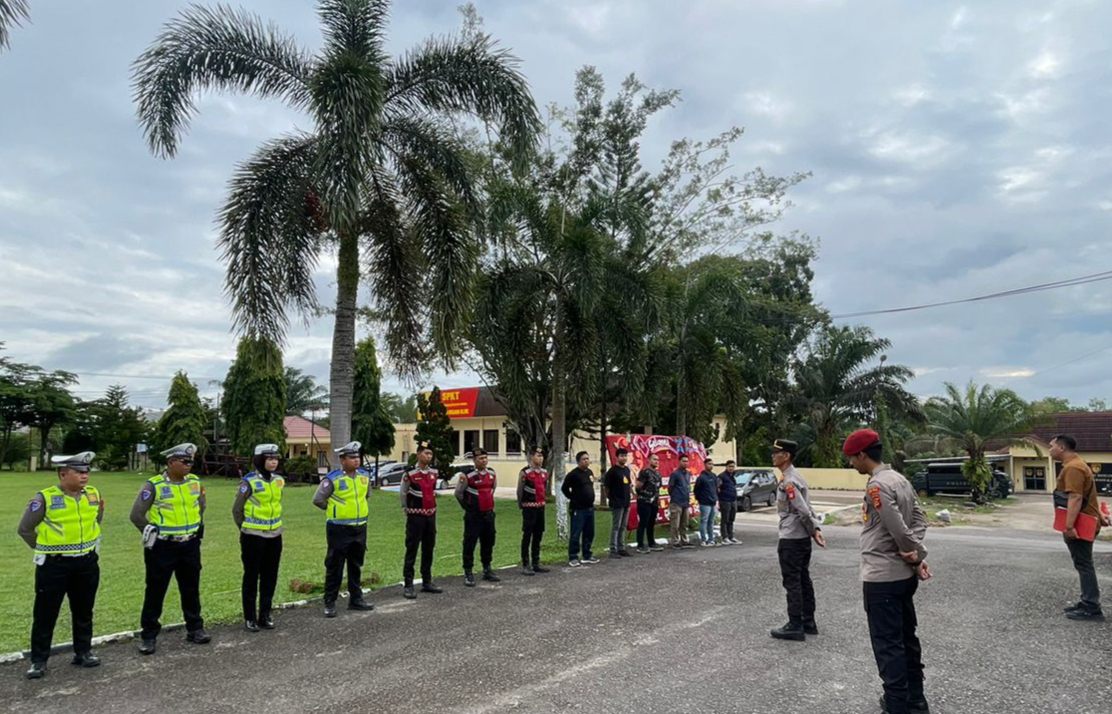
[1050,434,1108,621]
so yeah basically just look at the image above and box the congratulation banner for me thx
[605,434,707,525]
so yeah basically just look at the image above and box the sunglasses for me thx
[176,459,194,465]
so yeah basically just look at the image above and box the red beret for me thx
[842,429,881,456]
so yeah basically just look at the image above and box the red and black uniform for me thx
[461,469,497,573]
[519,467,548,568]
[403,467,438,587]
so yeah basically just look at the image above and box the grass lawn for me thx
[0,471,574,653]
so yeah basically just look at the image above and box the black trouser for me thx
[777,537,815,625]
[324,523,367,604]
[141,538,203,639]
[462,510,496,572]
[636,500,657,547]
[31,553,99,663]
[719,500,737,540]
[403,514,437,586]
[240,532,283,621]
[521,507,545,565]
[1065,537,1102,610]
[864,576,925,714]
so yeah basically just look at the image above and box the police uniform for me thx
[232,443,285,631]
[400,444,442,599]
[17,452,103,679]
[455,449,499,585]
[130,443,209,653]
[517,461,549,574]
[844,429,930,714]
[770,439,822,641]
[313,441,374,617]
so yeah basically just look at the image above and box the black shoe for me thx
[244,620,260,632]
[464,571,476,587]
[421,583,443,594]
[71,652,100,668]
[803,621,819,635]
[324,602,337,618]
[521,564,536,576]
[1063,601,1085,613]
[532,564,550,573]
[482,569,501,582]
[770,622,806,641]
[348,599,375,611]
[403,585,417,600]
[618,550,632,557]
[879,694,931,713]
[186,629,211,644]
[25,661,46,679]
[260,614,275,630]
[138,638,157,655]
[1066,608,1106,621]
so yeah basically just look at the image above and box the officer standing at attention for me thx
[400,442,444,599]
[130,443,210,654]
[17,451,103,679]
[769,438,825,642]
[456,447,500,586]
[517,447,551,575]
[313,441,376,617]
[232,443,285,632]
[843,429,931,714]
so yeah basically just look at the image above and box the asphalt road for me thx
[3,522,1110,714]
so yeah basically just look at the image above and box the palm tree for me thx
[132,0,540,458]
[924,381,1033,502]
[790,325,923,467]
[284,367,329,416]
[0,0,29,51]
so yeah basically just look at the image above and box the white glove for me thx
[142,524,159,549]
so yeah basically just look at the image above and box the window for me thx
[463,430,480,456]
[483,429,499,455]
[1023,467,1046,491]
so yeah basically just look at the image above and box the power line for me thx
[831,269,1112,319]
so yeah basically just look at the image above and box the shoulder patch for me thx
[141,488,153,501]
[869,486,882,509]
[320,478,331,488]
[786,484,796,500]
[28,499,41,512]
[239,483,249,494]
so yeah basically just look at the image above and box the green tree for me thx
[925,382,1033,503]
[0,344,38,466]
[132,0,539,463]
[414,387,453,478]
[222,336,287,456]
[381,392,417,423]
[152,371,209,464]
[69,386,150,470]
[0,0,29,51]
[284,367,329,415]
[351,338,395,476]
[1027,396,1077,419]
[25,370,78,468]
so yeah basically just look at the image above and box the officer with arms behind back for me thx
[770,439,825,641]
[456,448,501,586]
[17,451,104,679]
[313,441,375,617]
[232,443,286,632]
[130,443,210,654]
[400,442,444,599]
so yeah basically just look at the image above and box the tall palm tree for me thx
[790,325,922,467]
[0,0,29,51]
[132,0,539,457]
[284,367,329,416]
[924,381,1033,502]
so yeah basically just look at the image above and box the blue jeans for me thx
[569,508,595,560]
[699,504,716,542]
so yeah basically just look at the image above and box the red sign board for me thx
[436,388,480,419]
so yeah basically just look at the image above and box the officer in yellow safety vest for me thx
[129,443,209,654]
[232,443,285,632]
[313,441,375,617]
[17,451,104,680]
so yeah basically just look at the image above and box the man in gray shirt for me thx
[769,439,825,641]
[844,428,930,714]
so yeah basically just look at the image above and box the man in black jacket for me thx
[604,448,633,557]
[561,452,599,567]
[635,454,663,553]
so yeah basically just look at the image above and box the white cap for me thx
[160,443,197,459]
[254,443,281,456]
[333,441,361,457]
[51,451,95,472]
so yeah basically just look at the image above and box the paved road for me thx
[3,523,1110,714]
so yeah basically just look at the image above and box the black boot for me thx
[323,601,337,618]
[25,661,46,679]
[879,694,931,713]
[421,582,443,594]
[770,622,805,641]
[482,568,501,582]
[348,598,375,611]
[464,571,476,587]
[403,585,417,599]
[521,563,536,576]
[185,629,211,644]
[71,652,100,668]
[138,638,157,655]
[245,620,260,632]
[802,620,819,635]
[259,614,275,630]
[532,563,550,573]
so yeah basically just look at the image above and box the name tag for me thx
[49,495,65,510]
[160,486,173,498]
[337,480,349,491]
[254,481,266,492]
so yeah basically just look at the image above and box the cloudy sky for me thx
[2,0,1111,410]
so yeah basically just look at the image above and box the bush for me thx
[285,455,318,483]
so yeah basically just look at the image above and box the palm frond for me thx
[132,4,313,157]
[318,0,389,64]
[381,114,481,216]
[0,0,29,51]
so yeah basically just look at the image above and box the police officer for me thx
[17,452,103,679]
[130,443,210,654]
[456,448,500,586]
[313,441,375,617]
[232,443,285,632]
[843,429,931,714]
[517,447,550,575]
[769,438,826,642]
[400,442,443,599]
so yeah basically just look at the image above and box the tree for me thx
[284,367,329,415]
[132,1,540,463]
[222,336,287,456]
[925,382,1034,503]
[1027,396,1077,420]
[2,431,29,470]
[0,0,29,51]
[151,371,209,463]
[414,387,453,478]
[24,370,77,468]
[0,345,37,466]
[351,338,395,476]
[381,392,417,423]
[789,325,922,467]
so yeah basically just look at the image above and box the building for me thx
[996,411,1112,493]
[283,415,332,469]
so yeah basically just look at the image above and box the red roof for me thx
[1028,412,1112,452]
[283,416,331,442]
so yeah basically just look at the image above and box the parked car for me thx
[909,463,1011,499]
[373,462,410,487]
[735,469,777,511]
